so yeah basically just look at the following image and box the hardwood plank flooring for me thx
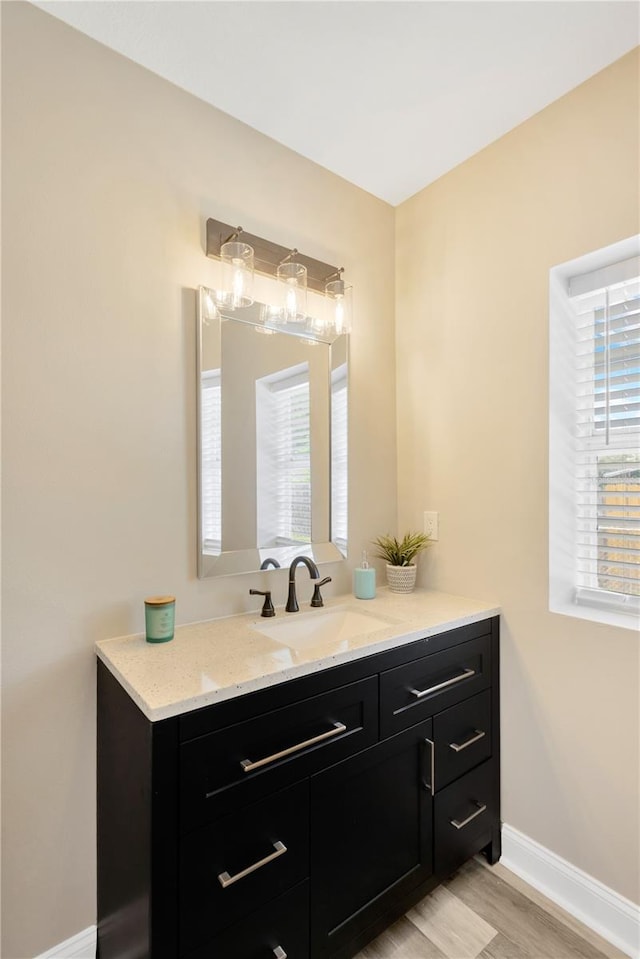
[477,932,532,959]
[356,917,448,959]
[356,859,624,959]
[477,860,628,959]
[407,886,497,959]
[446,859,611,959]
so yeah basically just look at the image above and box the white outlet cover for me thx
[424,511,439,541]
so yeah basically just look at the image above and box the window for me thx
[549,237,640,629]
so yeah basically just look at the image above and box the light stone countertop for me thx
[96,588,500,722]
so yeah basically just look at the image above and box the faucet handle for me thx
[249,589,275,618]
[310,577,332,608]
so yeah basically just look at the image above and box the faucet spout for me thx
[286,555,320,613]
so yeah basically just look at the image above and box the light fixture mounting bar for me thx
[206,218,339,294]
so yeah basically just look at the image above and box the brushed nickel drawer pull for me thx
[451,801,487,830]
[217,840,287,888]
[409,667,475,700]
[424,737,435,796]
[449,729,486,753]
[273,948,287,959]
[240,721,347,772]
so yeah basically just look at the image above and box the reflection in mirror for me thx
[331,341,348,555]
[256,361,311,549]
[197,287,348,578]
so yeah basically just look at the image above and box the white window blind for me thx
[256,364,311,548]
[570,257,640,610]
[331,364,348,555]
[200,369,222,555]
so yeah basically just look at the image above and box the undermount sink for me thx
[252,605,394,651]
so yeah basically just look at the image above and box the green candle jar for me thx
[144,595,175,643]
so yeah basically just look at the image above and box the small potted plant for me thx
[372,531,432,593]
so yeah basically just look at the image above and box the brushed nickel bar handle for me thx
[451,802,487,830]
[273,948,287,959]
[217,840,287,888]
[409,667,475,700]
[240,721,347,772]
[449,729,486,753]
[424,737,435,796]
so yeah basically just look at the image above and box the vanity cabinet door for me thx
[310,718,434,958]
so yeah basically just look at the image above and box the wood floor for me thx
[356,859,628,959]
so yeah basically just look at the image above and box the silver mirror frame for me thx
[196,287,348,578]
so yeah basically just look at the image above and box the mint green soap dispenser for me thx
[353,550,376,600]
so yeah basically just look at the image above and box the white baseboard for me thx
[35,926,96,959]
[502,823,640,959]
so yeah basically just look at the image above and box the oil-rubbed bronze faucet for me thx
[286,556,320,612]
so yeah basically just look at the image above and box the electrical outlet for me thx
[423,511,439,541]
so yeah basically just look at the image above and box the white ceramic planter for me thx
[386,564,417,593]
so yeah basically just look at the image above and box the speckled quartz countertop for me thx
[95,588,499,722]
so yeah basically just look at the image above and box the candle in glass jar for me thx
[144,595,175,643]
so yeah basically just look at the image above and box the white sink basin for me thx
[252,605,393,652]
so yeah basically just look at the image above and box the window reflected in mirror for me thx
[256,362,311,549]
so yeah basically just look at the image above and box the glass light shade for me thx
[277,261,308,322]
[256,303,280,334]
[325,278,352,334]
[220,241,254,308]
[202,288,219,321]
[306,289,334,338]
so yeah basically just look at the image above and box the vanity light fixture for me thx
[255,304,279,335]
[277,251,308,322]
[205,217,352,338]
[324,269,353,335]
[219,228,254,308]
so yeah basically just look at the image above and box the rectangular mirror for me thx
[197,287,348,577]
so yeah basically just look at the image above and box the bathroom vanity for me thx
[96,591,500,959]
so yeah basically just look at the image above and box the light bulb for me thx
[220,240,254,308]
[232,260,245,307]
[325,277,352,334]
[285,284,299,319]
[277,260,307,322]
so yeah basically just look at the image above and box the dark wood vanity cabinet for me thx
[311,718,434,958]
[97,615,500,959]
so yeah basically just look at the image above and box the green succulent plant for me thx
[372,531,432,567]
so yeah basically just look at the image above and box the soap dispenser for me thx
[353,550,376,600]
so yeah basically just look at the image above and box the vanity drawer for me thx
[380,634,491,738]
[434,759,496,878]
[180,677,378,829]
[184,880,309,959]
[433,690,492,791]
[179,781,309,952]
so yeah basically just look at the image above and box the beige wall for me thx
[396,49,640,904]
[0,4,396,955]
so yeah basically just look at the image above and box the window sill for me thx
[550,592,639,631]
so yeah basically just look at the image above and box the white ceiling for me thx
[33,1,639,205]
